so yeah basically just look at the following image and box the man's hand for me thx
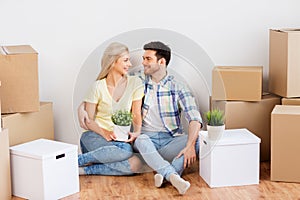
[176,145,197,169]
[125,132,141,143]
[78,103,90,130]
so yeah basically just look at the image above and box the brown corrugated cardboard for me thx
[0,128,12,200]
[271,105,300,182]
[212,66,262,101]
[281,98,300,105]
[0,81,1,128]
[269,29,300,97]
[0,45,39,113]
[1,102,54,146]
[212,94,281,161]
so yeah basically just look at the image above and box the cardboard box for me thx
[0,45,39,113]
[271,105,300,182]
[0,81,1,128]
[281,97,300,105]
[1,102,54,146]
[199,129,261,188]
[10,139,79,200]
[269,29,300,97]
[212,66,262,101]
[0,129,12,200]
[211,94,280,161]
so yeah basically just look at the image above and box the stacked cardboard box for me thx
[269,29,300,182]
[0,45,54,146]
[2,102,54,146]
[0,45,39,113]
[271,105,300,182]
[269,29,300,97]
[211,66,278,161]
[212,66,263,101]
[0,129,11,200]
[212,94,280,161]
[281,97,300,105]
[0,45,55,198]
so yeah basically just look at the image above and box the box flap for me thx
[0,46,6,55]
[2,45,37,55]
[271,28,300,33]
[214,66,263,72]
[200,128,261,146]
[10,139,77,160]
[272,105,300,115]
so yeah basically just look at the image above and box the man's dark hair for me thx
[143,41,171,66]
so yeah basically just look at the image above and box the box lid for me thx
[200,128,261,146]
[1,45,37,55]
[272,105,300,115]
[214,66,263,72]
[10,139,77,160]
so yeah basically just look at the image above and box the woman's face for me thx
[112,52,132,75]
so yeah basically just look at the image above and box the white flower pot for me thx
[207,124,225,141]
[113,125,130,141]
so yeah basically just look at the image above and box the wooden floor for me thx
[12,162,300,200]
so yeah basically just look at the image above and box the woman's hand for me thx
[102,129,117,141]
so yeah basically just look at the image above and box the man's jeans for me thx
[79,131,134,175]
[134,132,199,181]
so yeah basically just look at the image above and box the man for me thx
[79,41,202,195]
[133,41,202,195]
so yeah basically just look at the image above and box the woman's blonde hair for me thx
[96,42,129,80]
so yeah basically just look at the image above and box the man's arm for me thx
[176,83,202,168]
[176,120,201,168]
[78,102,90,130]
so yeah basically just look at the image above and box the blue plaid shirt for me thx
[136,72,202,135]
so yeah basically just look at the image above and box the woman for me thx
[78,42,144,175]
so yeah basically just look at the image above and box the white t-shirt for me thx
[142,82,167,133]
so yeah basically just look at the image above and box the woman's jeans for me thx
[79,131,134,175]
[134,132,199,181]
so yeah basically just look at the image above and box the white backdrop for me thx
[1,0,299,145]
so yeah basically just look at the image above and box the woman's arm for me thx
[85,102,116,141]
[127,99,142,142]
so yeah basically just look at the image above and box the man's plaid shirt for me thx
[137,72,202,135]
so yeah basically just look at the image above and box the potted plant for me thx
[111,110,133,141]
[204,108,225,140]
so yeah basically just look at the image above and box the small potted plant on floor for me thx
[111,110,133,141]
[204,108,225,140]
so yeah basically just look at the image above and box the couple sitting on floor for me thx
[77,41,202,195]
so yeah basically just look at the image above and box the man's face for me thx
[142,50,161,75]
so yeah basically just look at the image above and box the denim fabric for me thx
[83,159,133,175]
[134,132,199,181]
[79,131,134,175]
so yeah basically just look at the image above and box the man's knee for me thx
[135,134,150,148]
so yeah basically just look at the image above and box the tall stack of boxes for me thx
[269,29,300,183]
[0,45,55,199]
[211,66,281,162]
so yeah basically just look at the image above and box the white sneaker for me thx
[170,174,190,195]
[154,174,164,187]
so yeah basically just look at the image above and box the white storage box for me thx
[199,128,261,188]
[10,139,79,200]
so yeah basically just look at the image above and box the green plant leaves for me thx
[111,110,133,126]
[205,108,225,126]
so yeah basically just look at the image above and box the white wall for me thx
[1,0,299,145]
